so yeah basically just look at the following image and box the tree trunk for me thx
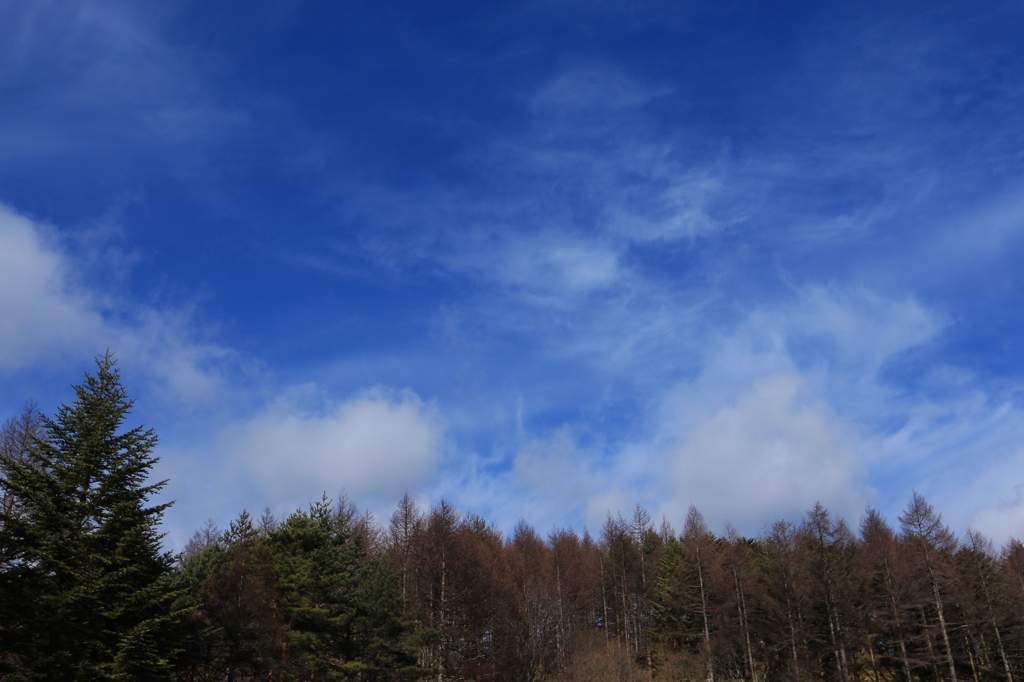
[732,565,757,682]
[925,555,957,682]
[883,556,913,682]
[600,553,610,644]
[697,551,715,682]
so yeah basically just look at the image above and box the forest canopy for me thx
[2,358,1024,682]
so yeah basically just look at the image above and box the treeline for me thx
[3,358,1024,682]
[182,493,1024,682]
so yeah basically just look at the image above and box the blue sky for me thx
[3,0,1024,548]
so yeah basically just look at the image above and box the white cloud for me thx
[891,411,1024,543]
[492,234,622,298]
[419,426,642,535]
[684,285,1024,538]
[0,202,232,404]
[0,205,106,369]
[224,388,445,508]
[662,373,868,531]
[461,371,869,537]
[973,485,1024,545]
[507,427,636,529]
[431,284,942,536]
[786,285,945,375]
[115,307,235,405]
[513,427,590,492]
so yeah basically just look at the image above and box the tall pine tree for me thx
[0,352,179,680]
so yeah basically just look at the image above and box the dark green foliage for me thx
[166,538,230,681]
[652,537,692,643]
[177,511,281,681]
[269,497,429,681]
[177,498,430,681]
[0,352,179,680]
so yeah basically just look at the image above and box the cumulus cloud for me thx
[475,370,869,536]
[0,202,232,404]
[662,373,868,531]
[224,388,445,508]
[672,284,1024,537]
[0,205,106,369]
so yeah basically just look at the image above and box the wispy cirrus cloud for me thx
[308,65,739,294]
[0,3,244,160]
[423,274,1024,540]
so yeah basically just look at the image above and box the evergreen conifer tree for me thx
[269,495,428,681]
[0,352,179,680]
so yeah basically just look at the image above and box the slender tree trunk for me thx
[778,556,801,679]
[976,570,1014,682]
[438,552,446,682]
[883,557,913,682]
[636,526,654,680]
[868,636,880,682]
[924,553,957,682]
[696,552,714,682]
[733,566,757,682]
[832,598,850,682]
[991,617,1013,682]
[820,556,849,682]
[621,582,631,656]
[555,561,565,666]
[921,607,941,682]
[977,632,990,673]
[621,542,634,659]
[964,631,979,682]
[786,594,801,681]
[827,607,844,682]
[600,553,611,644]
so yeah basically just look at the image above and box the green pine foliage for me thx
[266,496,429,680]
[176,498,430,681]
[651,537,688,642]
[0,352,180,680]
